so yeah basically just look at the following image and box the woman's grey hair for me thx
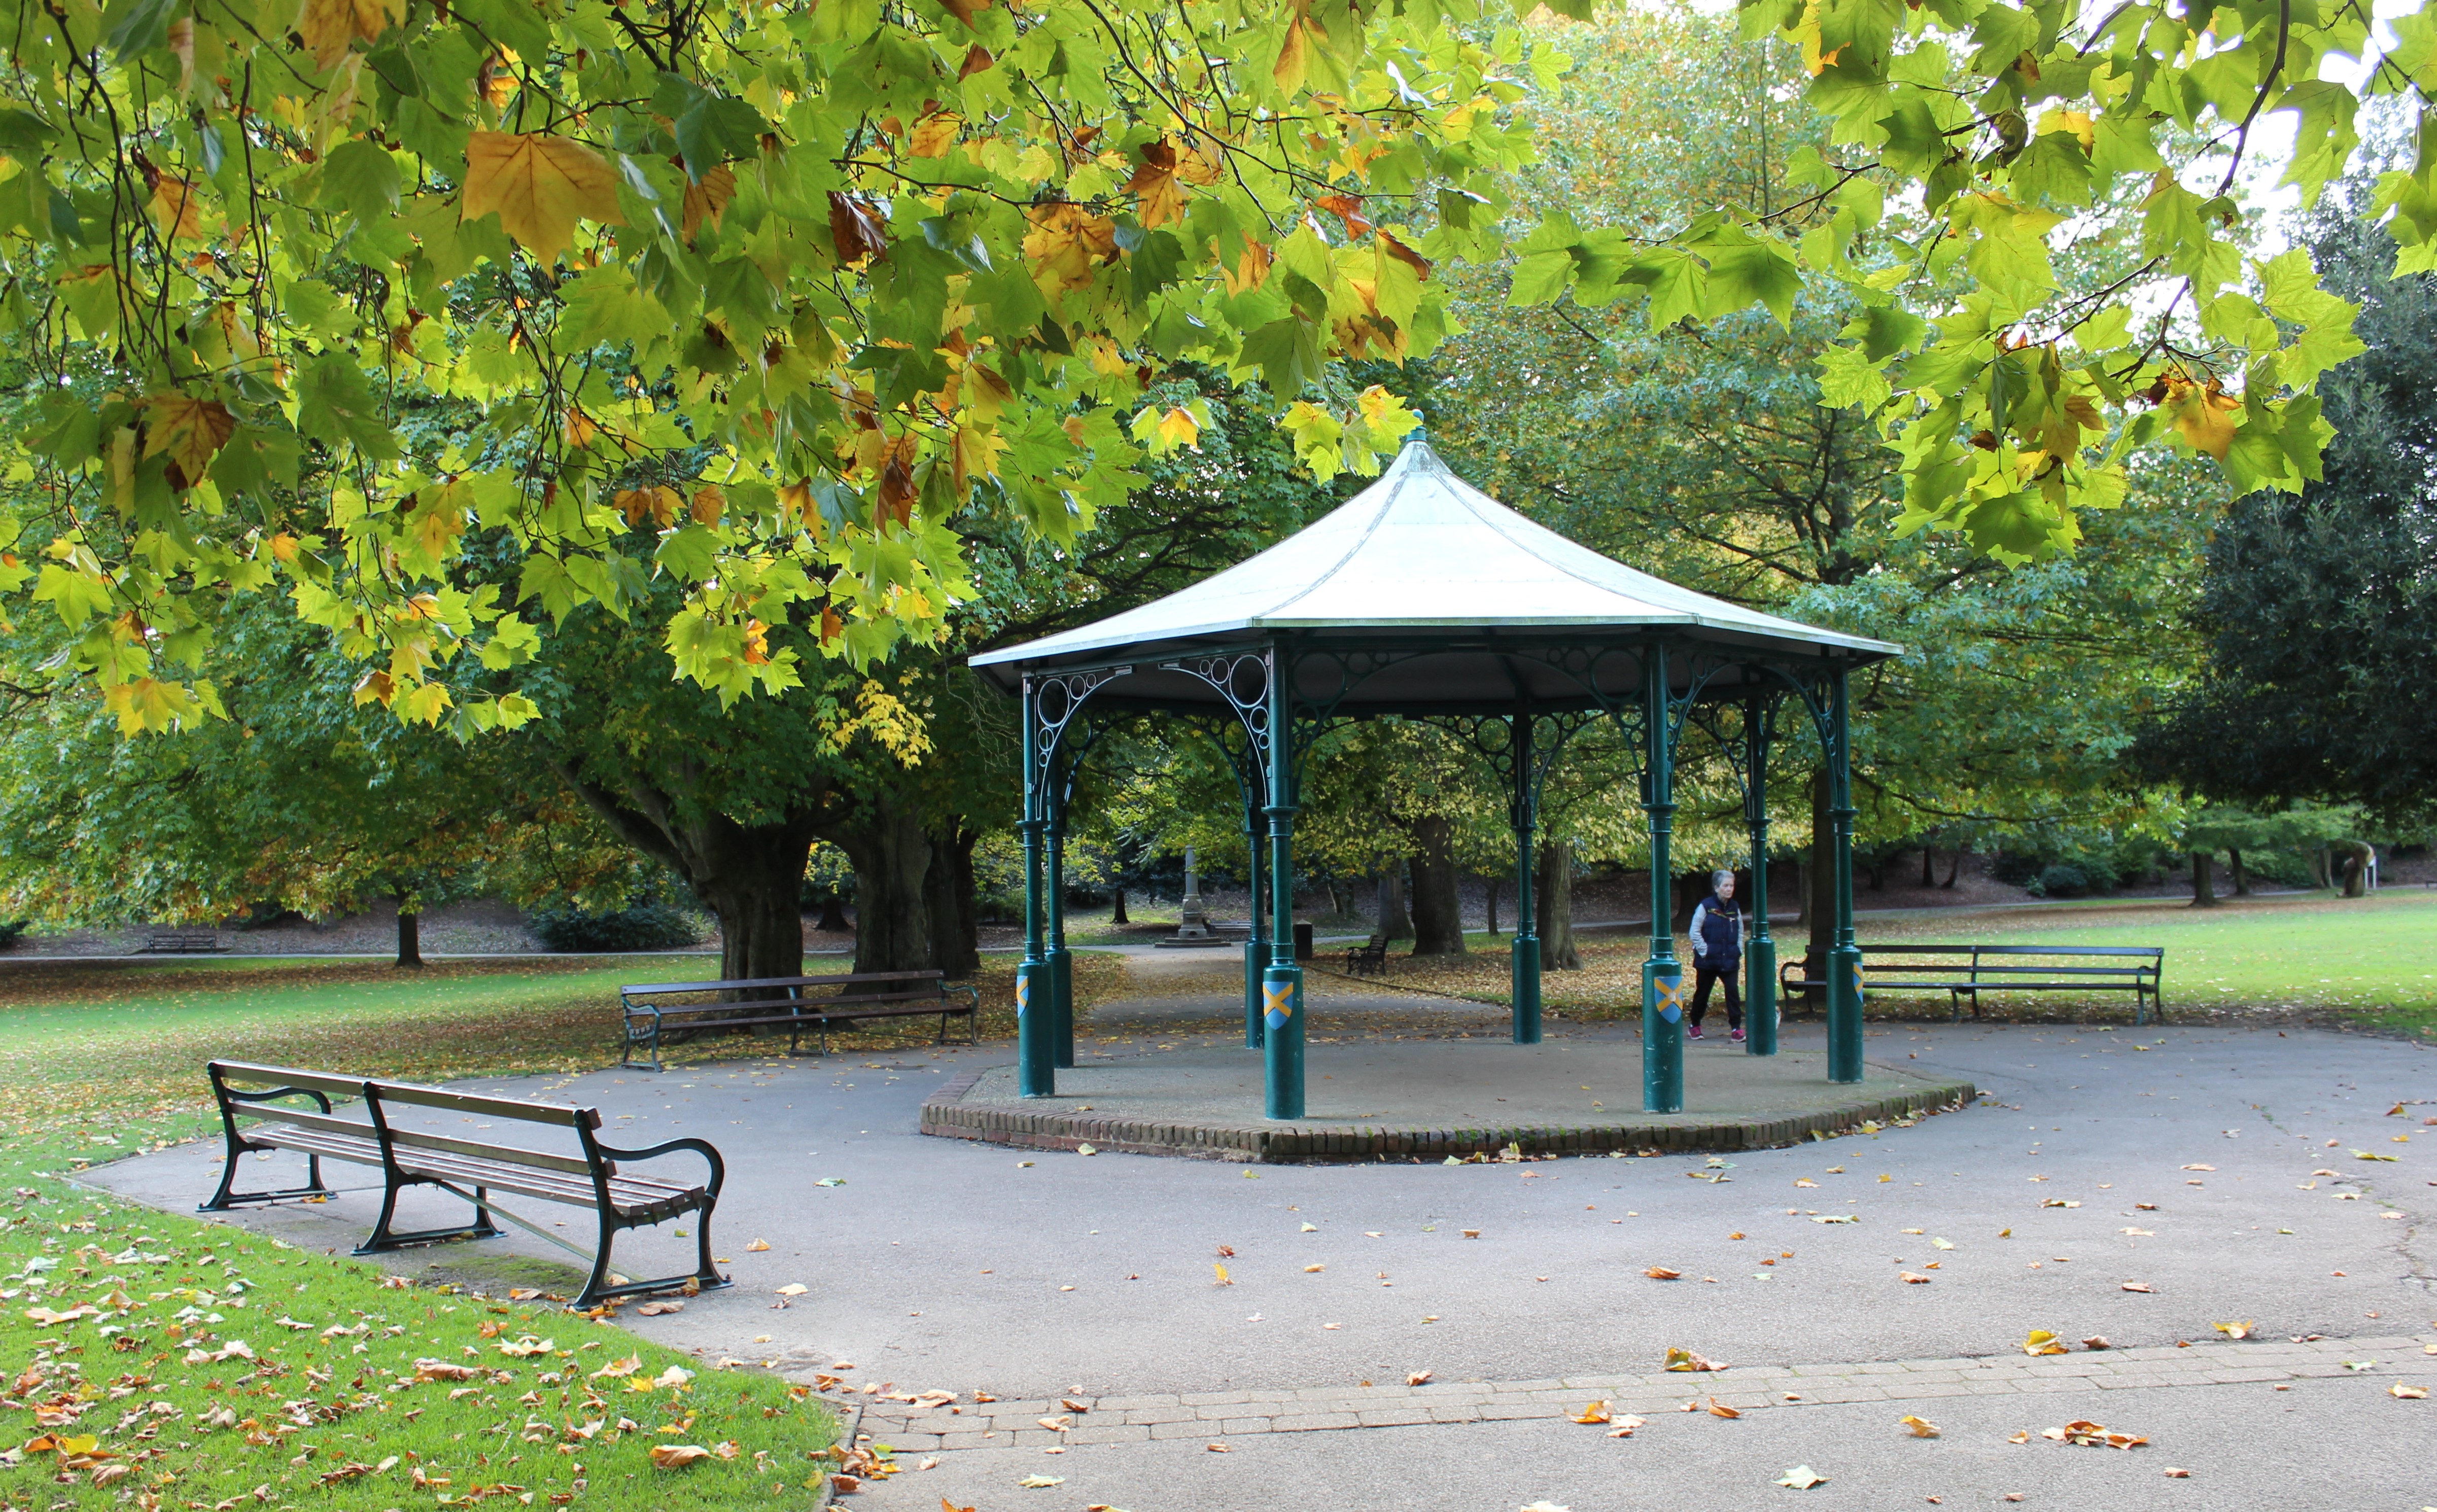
[1712,869,1736,890]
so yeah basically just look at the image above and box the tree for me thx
[2138,178,2437,825]
[0,602,626,960]
[0,0,2416,740]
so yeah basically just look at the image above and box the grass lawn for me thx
[1350,889,2437,1039]
[0,950,1113,1510]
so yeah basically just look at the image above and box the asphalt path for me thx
[88,1016,2435,1509]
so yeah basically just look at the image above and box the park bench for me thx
[1343,935,1390,977]
[618,969,980,1071]
[200,1060,726,1308]
[1780,943,2166,1025]
[144,930,226,953]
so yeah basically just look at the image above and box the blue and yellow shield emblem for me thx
[1654,974,1683,1024]
[1263,980,1295,1031]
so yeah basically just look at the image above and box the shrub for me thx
[0,920,24,950]
[526,903,705,953]
[2034,863,2092,898]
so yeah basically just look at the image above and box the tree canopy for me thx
[0,0,2424,741]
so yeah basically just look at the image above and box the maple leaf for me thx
[681,165,737,246]
[648,1444,711,1469]
[827,192,888,264]
[149,177,206,240]
[1125,139,1185,228]
[1023,203,1117,295]
[2162,373,2241,460]
[908,112,961,159]
[295,0,403,68]
[460,131,626,264]
[141,394,236,481]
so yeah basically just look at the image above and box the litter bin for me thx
[1293,921,1314,962]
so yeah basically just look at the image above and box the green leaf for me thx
[294,354,400,461]
[1703,236,1801,325]
[320,138,403,217]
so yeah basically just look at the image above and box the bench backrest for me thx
[621,970,944,1001]
[210,1061,605,1178]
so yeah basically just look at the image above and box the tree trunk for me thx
[2314,841,2332,889]
[548,760,821,983]
[830,794,933,975]
[814,894,852,933]
[1376,864,1413,942]
[1110,887,1129,925]
[2228,849,2250,897]
[2190,850,2218,907]
[1407,817,1467,956]
[2340,840,2372,898]
[926,824,981,976]
[1536,836,1579,970]
[1485,874,1501,936]
[1941,846,1962,888]
[1921,845,1936,887]
[395,906,423,970]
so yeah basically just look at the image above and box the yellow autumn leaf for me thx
[908,113,961,158]
[460,131,626,264]
[649,1444,711,1469]
[2162,374,2240,461]
[689,485,725,527]
[1023,203,1116,296]
[952,423,1007,489]
[1273,17,1308,93]
[141,394,236,480]
[2039,108,2097,149]
[1224,239,1272,296]
[1899,1414,1940,1437]
[295,0,402,69]
[2023,1329,2069,1356]
[680,165,737,245]
[149,177,206,240]
[1156,406,1200,451]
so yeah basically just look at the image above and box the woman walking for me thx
[1686,869,1744,1042]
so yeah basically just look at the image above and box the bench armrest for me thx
[592,1136,726,1201]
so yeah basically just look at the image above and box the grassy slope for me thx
[0,954,988,1510]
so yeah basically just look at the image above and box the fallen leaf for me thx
[2180,1164,2215,1172]
[1206,1442,1230,1452]
[1462,1229,1481,1239]
[2213,1321,2253,1340]
[1572,1400,1612,1424]
[1645,1267,1683,1281]
[1707,1397,1740,1419]
[776,1284,808,1296]
[2164,1466,2191,1477]
[1406,1370,1433,1386]
[1060,1398,1089,1413]
[1663,1347,1723,1372]
[2121,1282,2152,1293]
[1899,1415,1939,1437]
[2024,1330,2069,1356]
[1899,1271,1932,1284]
[648,1445,710,1470]
[2392,1383,2428,1399]
[746,1240,772,1252]
[2008,1430,2031,1444]
[1930,1238,1955,1250]
[589,1355,642,1379]
[1776,1465,1828,1489]
[1036,1416,1070,1431]
[2083,1336,2112,1350]
[497,1335,554,1357]
[2120,1227,2154,1237]
[1018,1473,1066,1487]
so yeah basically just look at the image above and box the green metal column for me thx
[1825,663,1864,1084]
[1243,800,1267,1049]
[1261,650,1305,1120]
[1641,645,1684,1113]
[1744,694,1778,1057]
[1510,711,1541,1045]
[1048,804,1073,1071]
[1016,679,1054,1098]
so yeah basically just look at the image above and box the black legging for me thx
[1689,962,1742,1030]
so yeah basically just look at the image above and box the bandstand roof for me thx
[971,438,1900,715]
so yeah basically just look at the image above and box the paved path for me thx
[84,1012,2436,1508]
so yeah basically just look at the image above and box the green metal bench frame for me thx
[618,969,980,1071]
[1780,943,2166,1025]
[201,1060,727,1308]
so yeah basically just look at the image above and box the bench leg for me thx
[571,1204,733,1310]
[355,1178,505,1255]
[199,1151,334,1212]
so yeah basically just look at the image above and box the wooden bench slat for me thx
[621,970,943,999]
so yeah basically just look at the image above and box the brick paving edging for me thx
[917,1068,1979,1163]
[843,1334,2436,1452]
